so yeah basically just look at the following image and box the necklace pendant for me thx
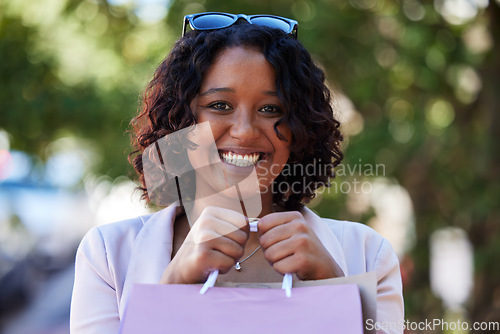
[235,262,242,271]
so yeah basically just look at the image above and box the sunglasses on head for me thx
[182,12,298,38]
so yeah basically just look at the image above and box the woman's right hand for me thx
[159,206,249,284]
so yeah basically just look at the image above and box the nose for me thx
[228,108,260,142]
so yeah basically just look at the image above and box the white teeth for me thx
[221,151,260,167]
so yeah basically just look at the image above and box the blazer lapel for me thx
[120,203,181,318]
[302,207,349,276]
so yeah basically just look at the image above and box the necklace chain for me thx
[235,245,262,271]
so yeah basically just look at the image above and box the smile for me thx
[219,150,267,167]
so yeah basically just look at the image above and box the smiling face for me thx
[189,46,292,205]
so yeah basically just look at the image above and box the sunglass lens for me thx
[250,17,291,33]
[192,13,235,30]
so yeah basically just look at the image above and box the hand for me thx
[159,206,249,284]
[258,211,344,280]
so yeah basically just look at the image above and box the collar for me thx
[120,202,182,318]
[301,206,349,276]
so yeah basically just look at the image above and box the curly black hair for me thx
[130,22,343,211]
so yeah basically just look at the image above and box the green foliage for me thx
[0,0,174,177]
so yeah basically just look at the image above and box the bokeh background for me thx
[1,0,499,333]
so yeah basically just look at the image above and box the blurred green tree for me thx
[0,0,173,177]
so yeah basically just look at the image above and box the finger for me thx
[258,211,304,235]
[270,254,299,276]
[259,214,309,249]
[262,237,297,264]
[271,252,311,277]
[190,225,246,256]
[205,206,249,230]
[209,216,249,245]
[200,207,250,238]
[209,235,246,262]
[198,248,240,276]
[258,223,293,249]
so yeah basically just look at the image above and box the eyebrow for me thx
[199,87,278,97]
[199,87,235,96]
[263,90,278,96]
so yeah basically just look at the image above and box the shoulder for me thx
[78,214,151,253]
[75,214,152,285]
[322,218,387,253]
[71,215,154,333]
[313,213,399,276]
[75,204,179,286]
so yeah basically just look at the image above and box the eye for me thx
[208,101,232,111]
[259,105,283,116]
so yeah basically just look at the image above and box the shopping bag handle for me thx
[282,272,292,297]
[249,219,258,232]
[199,270,219,295]
[200,270,293,297]
[199,217,292,297]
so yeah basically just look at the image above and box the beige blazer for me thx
[70,203,404,333]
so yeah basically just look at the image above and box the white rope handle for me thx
[249,218,259,232]
[199,218,292,296]
[282,273,292,298]
[199,270,219,295]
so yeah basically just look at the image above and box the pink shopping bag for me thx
[119,279,364,334]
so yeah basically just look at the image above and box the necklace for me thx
[235,245,262,271]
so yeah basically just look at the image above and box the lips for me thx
[219,150,268,167]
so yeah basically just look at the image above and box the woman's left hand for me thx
[258,211,344,280]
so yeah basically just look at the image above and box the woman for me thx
[70,13,403,333]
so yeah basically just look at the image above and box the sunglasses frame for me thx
[182,12,298,38]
